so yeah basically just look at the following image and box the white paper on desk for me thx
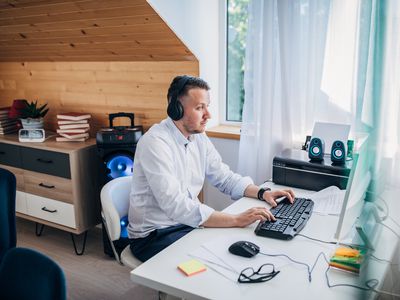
[310,186,346,215]
[312,122,350,154]
[189,235,288,282]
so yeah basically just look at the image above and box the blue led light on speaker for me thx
[120,215,129,238]
[106,155,134,179]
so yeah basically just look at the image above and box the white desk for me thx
[130,184,398,300]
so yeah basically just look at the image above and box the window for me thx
[226,0,250,122]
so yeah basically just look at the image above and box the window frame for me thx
[219,0,243,126]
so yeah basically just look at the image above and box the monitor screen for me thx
[334,135,371,242]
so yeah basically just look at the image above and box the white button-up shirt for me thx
[128,118,253,238]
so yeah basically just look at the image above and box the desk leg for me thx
[70,231,88,256]
[158,291,183,300]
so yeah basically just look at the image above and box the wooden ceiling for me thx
[0,0,197,62]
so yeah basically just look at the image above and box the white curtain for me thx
[238,0,331,184]
[366,0,400,187]
[238,0,400,188]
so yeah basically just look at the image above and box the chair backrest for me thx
[100,176,132,241]
[0,247,66,300]
[0,168,16,263]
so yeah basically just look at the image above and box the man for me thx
[128,75,294,262]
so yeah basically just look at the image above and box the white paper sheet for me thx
[310,185,346,215]
[189,235,288,282]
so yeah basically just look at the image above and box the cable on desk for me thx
[372,193,389,221]
[259,251,328,282]
[378,222,400,239]
[388,215,400,229]
[368,254,393,264]
[260,250,385,293]
[319,253,380,292]
[295,233,337,245]
[324,266,378,291]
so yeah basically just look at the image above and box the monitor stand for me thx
[354,202,381,251]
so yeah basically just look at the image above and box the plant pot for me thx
[20,118,44,129]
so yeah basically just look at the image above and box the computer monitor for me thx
[334,135,372,244]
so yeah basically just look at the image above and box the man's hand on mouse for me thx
[262,189,295,207]
[234,207,275,227]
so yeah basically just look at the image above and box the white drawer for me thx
[26,193,76,229]
[16,191,27,214]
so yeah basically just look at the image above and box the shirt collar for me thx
[165,117,194,146]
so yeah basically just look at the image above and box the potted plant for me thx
[19,100,49,129]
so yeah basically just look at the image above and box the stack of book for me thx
[56,112,91,142]
[0,107,18,135]
[329,247,365,274]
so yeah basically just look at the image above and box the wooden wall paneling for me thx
[0,61,199,133]
[0,23,175,41]
[0,0,200,133]
[2,14,163,34]
[0,3,153,21]
[0,0,196,62]
[0,33,182,47]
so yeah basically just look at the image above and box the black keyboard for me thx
[254,197,314,240]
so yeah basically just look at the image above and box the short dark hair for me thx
[167,75,210,104]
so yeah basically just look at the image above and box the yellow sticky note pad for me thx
[334,247,360,257]
[177,259,207,276]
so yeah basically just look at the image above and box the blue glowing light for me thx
[120,215,129,238]
[106,155,134,179]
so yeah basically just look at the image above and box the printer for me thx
[272,149,352,191]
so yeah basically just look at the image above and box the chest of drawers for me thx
[0,135,101,234]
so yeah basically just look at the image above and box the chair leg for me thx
[35,223,45,236]
[70,231,88,256]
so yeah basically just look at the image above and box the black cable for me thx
[372,193,389,221]
[296,233,374,252]
[378,222,400,239]
[259,251,313,282]
[259,251,328,283]
[324,266,379,291]
[368,253,398,265]
[319,252,379,292]
[260,245,382,292]
[296,233,337,245]
[389,215,400,229]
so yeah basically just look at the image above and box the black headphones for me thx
[167,76,190,121]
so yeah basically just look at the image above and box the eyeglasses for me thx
[238,263,280,283]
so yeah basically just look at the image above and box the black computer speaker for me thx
[331,140,346,164]
[308,137,325,161]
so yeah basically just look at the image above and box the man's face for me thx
[178,88,211,137]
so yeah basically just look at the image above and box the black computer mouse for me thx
[228,241,260,258]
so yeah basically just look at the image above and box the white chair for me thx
[100,176,142,269]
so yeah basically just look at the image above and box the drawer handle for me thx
[37,158,53,164]
[42,207,57,213]
[39,183,55,189]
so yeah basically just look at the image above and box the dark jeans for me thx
[130,224,194,262]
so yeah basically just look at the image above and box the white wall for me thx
[148,0,221,128]
[148,0,239,210]
[204,137,240,210]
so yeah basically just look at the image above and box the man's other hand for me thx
[262,189,295,207]
[234,207,275,227]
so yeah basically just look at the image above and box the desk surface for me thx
[130,184,398,300]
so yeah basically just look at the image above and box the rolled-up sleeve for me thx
[204,137,253,200]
